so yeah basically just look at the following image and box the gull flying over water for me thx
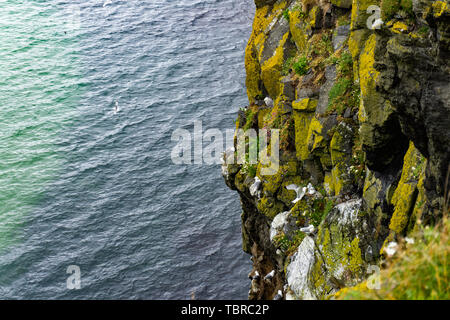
[113,101,120,114]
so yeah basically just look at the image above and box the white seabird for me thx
[273,290,283,300]
[249,176,262,198]
[385,241,398,257]
[264,97,274,108]
[306,183,316,195]
[252,271,260,280]
[264,270,275,281]
[114,101,119,114]
[371,18,384,30]
[286,184,306,204]
[300,224,315,235]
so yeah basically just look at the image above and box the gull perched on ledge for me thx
[286,184,306,204]
[264,96,274,108]
[248,270,260,280]
[371,18,384,30]
[264,270,275,281]
[300,225,315,235]
[250,176,262,198]
[385,241,398,257]
[273,290,283,300]
[306,183,316,195]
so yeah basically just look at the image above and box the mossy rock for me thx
[245,2,290,102]
[362,168,383,212]
[351,0,378,31]
[389,142,424,235]
[410,170,427,233]
[391,21,409,34]
[324,171,335,196]
[358,34,381,123]
[278,177,306,206]
[241,212,252,253]
[308,200,370,298]
[289,10,311,52]
[261,32,293,99]
[348,29,370,81]
[431,0,450,18]
[257,195,285,219]
[245,5,270,102]
[329,123,355,196]
[381,0,401,21]
[306,117,327,154]
[292,98,318,111]
[293,110,315,161]
[309,6,323,29]
[331,0,353,9]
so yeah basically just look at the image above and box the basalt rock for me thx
[224,0,449,300]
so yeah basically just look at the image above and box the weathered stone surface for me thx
[316,65,337,115]
[286,236,316,299]
[225,0,449,300]
[331,0,353,9]
[333,24,350,51]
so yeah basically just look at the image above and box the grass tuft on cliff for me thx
[292,56,309,76]
[335,214,449,300]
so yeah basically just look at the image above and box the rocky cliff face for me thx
[223,0,449,299]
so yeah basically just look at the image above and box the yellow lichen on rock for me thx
[289,10,309,52]
[389,142,424,235]
[351,0,380,31]
[410,171,427,233]
[292,98,318,111]
[348,237,364,274]
[245,2,290,101]
[381,0,401,21]
[333,280,372,300]
[245,5,271,102]
[324,172,335,196]
[257,195,285,219]
[348,29,369,82]
[331,0,353,9]
[432,0,449,18]
[261,32,291,99]
[308,6,321,29]
[359,34,380,104]
[330,124,354,196]
[257,106,272,128]
[392,21,408,34]
[294,112,314,160]
[306,117,325,153]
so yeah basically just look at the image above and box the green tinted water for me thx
[0,1,81,251]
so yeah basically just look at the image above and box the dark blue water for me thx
[0,0,254,299]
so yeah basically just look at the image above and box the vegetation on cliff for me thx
[336,214,449,299]
[223,0,449,300]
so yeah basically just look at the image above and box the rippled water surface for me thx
[0,0,254,299]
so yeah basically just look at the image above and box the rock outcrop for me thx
[223,0,449,300]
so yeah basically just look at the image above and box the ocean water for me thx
[0,0,254,299]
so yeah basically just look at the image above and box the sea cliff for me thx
[223,0,449,299]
